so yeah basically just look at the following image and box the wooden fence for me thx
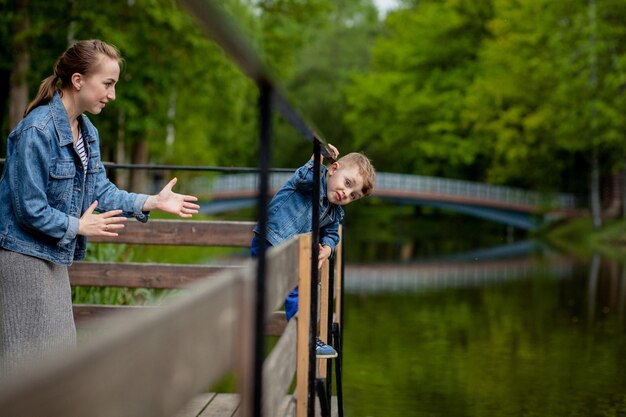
[0,219,342,417]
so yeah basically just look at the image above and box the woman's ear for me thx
[71,73,83,91]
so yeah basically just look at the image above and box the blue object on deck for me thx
[285,288,299,321]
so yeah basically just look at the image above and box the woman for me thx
[0,40,200,373]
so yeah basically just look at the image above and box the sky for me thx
[372,0,400,15]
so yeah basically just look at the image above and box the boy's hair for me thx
[337,152,376,197]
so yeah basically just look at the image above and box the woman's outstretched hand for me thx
[142,178,200,218]
[78,200,127,236]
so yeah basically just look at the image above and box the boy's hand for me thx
[318,244,332,269]
[323,144,339,161]
[312,143,340,163]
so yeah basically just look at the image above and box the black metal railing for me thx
[175,1,339,416]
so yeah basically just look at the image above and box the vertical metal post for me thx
[339,227,346,347]
[254,80,272,417]
[333,323,344,417]
[308,140,321,417]
[337,233,346,417]
[315,379,331,417]
[325,258,335,401]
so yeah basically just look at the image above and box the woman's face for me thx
[77,55,119,115]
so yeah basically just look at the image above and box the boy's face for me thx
[326,162,365,206]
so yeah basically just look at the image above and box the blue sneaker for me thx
[315,337,338,359]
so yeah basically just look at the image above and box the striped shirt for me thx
[74,127,88,168]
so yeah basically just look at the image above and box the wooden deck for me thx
[175,393,242,417]
[174,393,338,417]
[0,220,344,417]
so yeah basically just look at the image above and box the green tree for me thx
[464,0,570,189]
[67,0,261,188]
[344,0,493,177]
[466,0,626,212]
[2,0,261,178]
[269,0,382,166]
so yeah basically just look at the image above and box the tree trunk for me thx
[589,0,601,230]
[617,265,626,328]
[590,148,602,230]
[115,110,129,190]
[601,170,622,218]
[622,157,626,219]
[609,170,622,217]
[9,0,30,130]
[166,92,176,148]
[130,140,149,193]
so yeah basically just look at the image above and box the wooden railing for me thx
[0,219,342,417]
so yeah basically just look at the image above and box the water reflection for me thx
[343,243,626,417]
[344,240,573,294]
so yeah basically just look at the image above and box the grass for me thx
[543,216,626,263]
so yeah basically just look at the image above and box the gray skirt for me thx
[0,249,76,374]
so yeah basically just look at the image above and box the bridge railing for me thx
[206,172,577,211]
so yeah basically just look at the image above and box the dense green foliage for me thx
[2,0,626,197]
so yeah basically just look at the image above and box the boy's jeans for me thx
[251,236,298,320]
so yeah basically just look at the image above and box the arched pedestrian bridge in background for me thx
[193,172,579,230]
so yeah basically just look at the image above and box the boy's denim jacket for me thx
[253,160,344,253]
[0,92,149,266]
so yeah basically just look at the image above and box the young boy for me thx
[251,145,376,358]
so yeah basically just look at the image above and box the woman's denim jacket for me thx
[0,92,149,265]
[253,160,344,252]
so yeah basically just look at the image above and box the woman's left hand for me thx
[143,178,200,218]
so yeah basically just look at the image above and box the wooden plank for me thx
[265,311,288,336]
[89,220,255,247]
[73,304,155,324]
[198,393,240,417]
[174,393,216,417]
[265,236,300,314]
[296,234,312,417]
[277,395,296,417]
[236,237,300,417]
[74,305,288,337]
[233,261,256,417]
[262,319,298,417]
[70,262,237,289]
[0,269,250,417]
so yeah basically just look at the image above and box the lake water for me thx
[341,250,626,416]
